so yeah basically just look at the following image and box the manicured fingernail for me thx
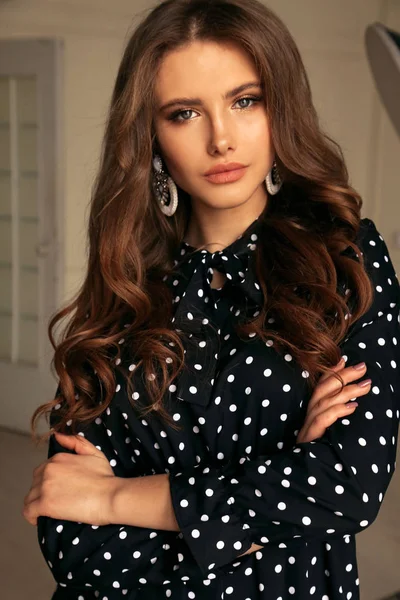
[357,378,372,387]
[337,357,345,366]
[347,402,358,408]
[354,362,366,370]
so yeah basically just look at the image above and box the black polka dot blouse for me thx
[38,216,400,600]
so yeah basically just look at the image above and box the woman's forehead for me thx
[154,41,259,101]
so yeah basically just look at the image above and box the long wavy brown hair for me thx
[31,0,374,443]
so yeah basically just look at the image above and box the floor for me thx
[1,427,400,600]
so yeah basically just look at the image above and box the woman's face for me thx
[153,40,273,214]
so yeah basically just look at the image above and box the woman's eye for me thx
[168,109,196,123]
[234,96,261,109]
[167,96,262,124]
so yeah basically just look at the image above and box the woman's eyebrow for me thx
[158,81,262,112]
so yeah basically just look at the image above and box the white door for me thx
[0,39,64,435]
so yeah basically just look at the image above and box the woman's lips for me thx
[204,167,247,184]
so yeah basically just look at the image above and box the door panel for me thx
[0,40,63,435]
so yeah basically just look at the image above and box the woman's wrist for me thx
[108,474,180,531]
[108,476,128,525]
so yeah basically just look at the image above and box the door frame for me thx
[0,39,64,435]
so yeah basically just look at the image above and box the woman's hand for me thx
[22,433,118,527]
[296,358,372,444]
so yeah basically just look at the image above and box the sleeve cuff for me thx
[168,461,253,577]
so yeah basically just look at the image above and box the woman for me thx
[23,0,400,599]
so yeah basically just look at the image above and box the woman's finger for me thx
[305,378,372,425]
[308,361,367,412]
[297,401,359,444]
[31,462,48,485]
[22,496,40,526]
[317,357,345,384]
[23,486,41,509]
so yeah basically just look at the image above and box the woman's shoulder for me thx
[354,216,377,247]
[355,217,392,267]
[354,216,400,308]
[343,217,390,265]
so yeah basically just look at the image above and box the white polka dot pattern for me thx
[37,217,400,600]
[169,218,400,586]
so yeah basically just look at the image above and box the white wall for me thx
[0,0,150,303]
[1,0,399,299]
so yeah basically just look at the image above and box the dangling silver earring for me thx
[265,159,282,195]
[152,154,178,217]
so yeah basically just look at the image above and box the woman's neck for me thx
[184,194,268,252]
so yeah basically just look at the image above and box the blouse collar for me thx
[170,213,265,311]
[166,214,265,407]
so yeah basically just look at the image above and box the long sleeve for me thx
[37,394,199,594]
[168,217,400,577]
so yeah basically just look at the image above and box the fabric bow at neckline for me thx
[173,215,264,320]
[166,215,265,407]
